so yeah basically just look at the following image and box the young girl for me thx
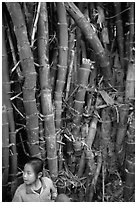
[12,157,66,202]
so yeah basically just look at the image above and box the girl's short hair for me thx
[25,157,43,176]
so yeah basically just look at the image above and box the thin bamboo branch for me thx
[31,2,41,47]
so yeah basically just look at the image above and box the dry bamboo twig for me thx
[31,2,41,47]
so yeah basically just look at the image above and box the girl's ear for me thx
[38,172,42,179]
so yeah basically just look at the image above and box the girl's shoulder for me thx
[15,183,26,192]
[41,177,53,186]
[42,176,52,182]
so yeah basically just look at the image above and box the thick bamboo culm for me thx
[54,2,68,131]
[72,58,91,145]
[2,105,9,201]
[129,2,135,62]
[114,3,124,69]
[37,2,58,179]
[2,20,18,197]
[6,3,40,157]
[124,111,135,201]
[100,107,112,178]
[64,2,112,83]
[125,61,135,102]
[116,104,129,165]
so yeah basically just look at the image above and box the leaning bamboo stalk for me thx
[2,20,18,197]
[2,105,9,201]
[31,2,41,47]
[54,2,68,131]
[65,23,75,101]
[64,2,112,83]
[37,2,58,179]
[6,2,40,157]
[86,116,98,149]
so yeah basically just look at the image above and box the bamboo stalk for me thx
[116,104,129,166]
[88,153,102,201]
[124,111,135,201]
[64,2,112,83]
[114,3,124,69]
[2,19,18,197]
[129,2,135,62]
[86,116,98,150]
[85,150,96,201]
[65,23,76,101]
[2,105,9,201]
[54,2,68,131]
[100,107,112,179]
[37,2,58,179]
[6,2,40,157]
[125,61,135,102]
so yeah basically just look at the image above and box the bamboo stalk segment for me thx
[37,3,58,176]
[6,2,40,157]
[2,18,18,197]
[54,2,68,130]
[125,62,135,101]
[114,3,124,69]
[116,104,129,164]
[73,58,91,129]
[2,105,9,187]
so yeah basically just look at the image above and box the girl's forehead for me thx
[24,163,34,172]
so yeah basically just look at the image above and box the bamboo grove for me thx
[2,2,135,202]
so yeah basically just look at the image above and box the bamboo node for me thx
[57,64,67,69]
[57,22,68,26]
[58,46,68,50]
[47,156,58,160]
[27,141,39,145]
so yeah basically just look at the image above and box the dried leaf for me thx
[99,90,115,105]
[97,6,105,28]
[102,27,109,44]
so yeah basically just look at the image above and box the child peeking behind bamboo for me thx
[12,157,70,202]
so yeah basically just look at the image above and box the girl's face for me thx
[23,164,37,185]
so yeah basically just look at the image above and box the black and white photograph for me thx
[2,2,135,202]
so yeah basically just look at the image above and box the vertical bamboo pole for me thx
[72,58,91,148]
[128,2,135,62]
[2,105,9,201]
[124,111,135,201]
[114,3,124,69]
[2,19,18,197]
[37,2,58,179]
[6,2,40,157]
[54,2,68,131]
[100,107,112,178]
[116,104,129,166]
[125,3,135,102]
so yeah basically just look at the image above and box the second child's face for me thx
[23,164,36,185]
